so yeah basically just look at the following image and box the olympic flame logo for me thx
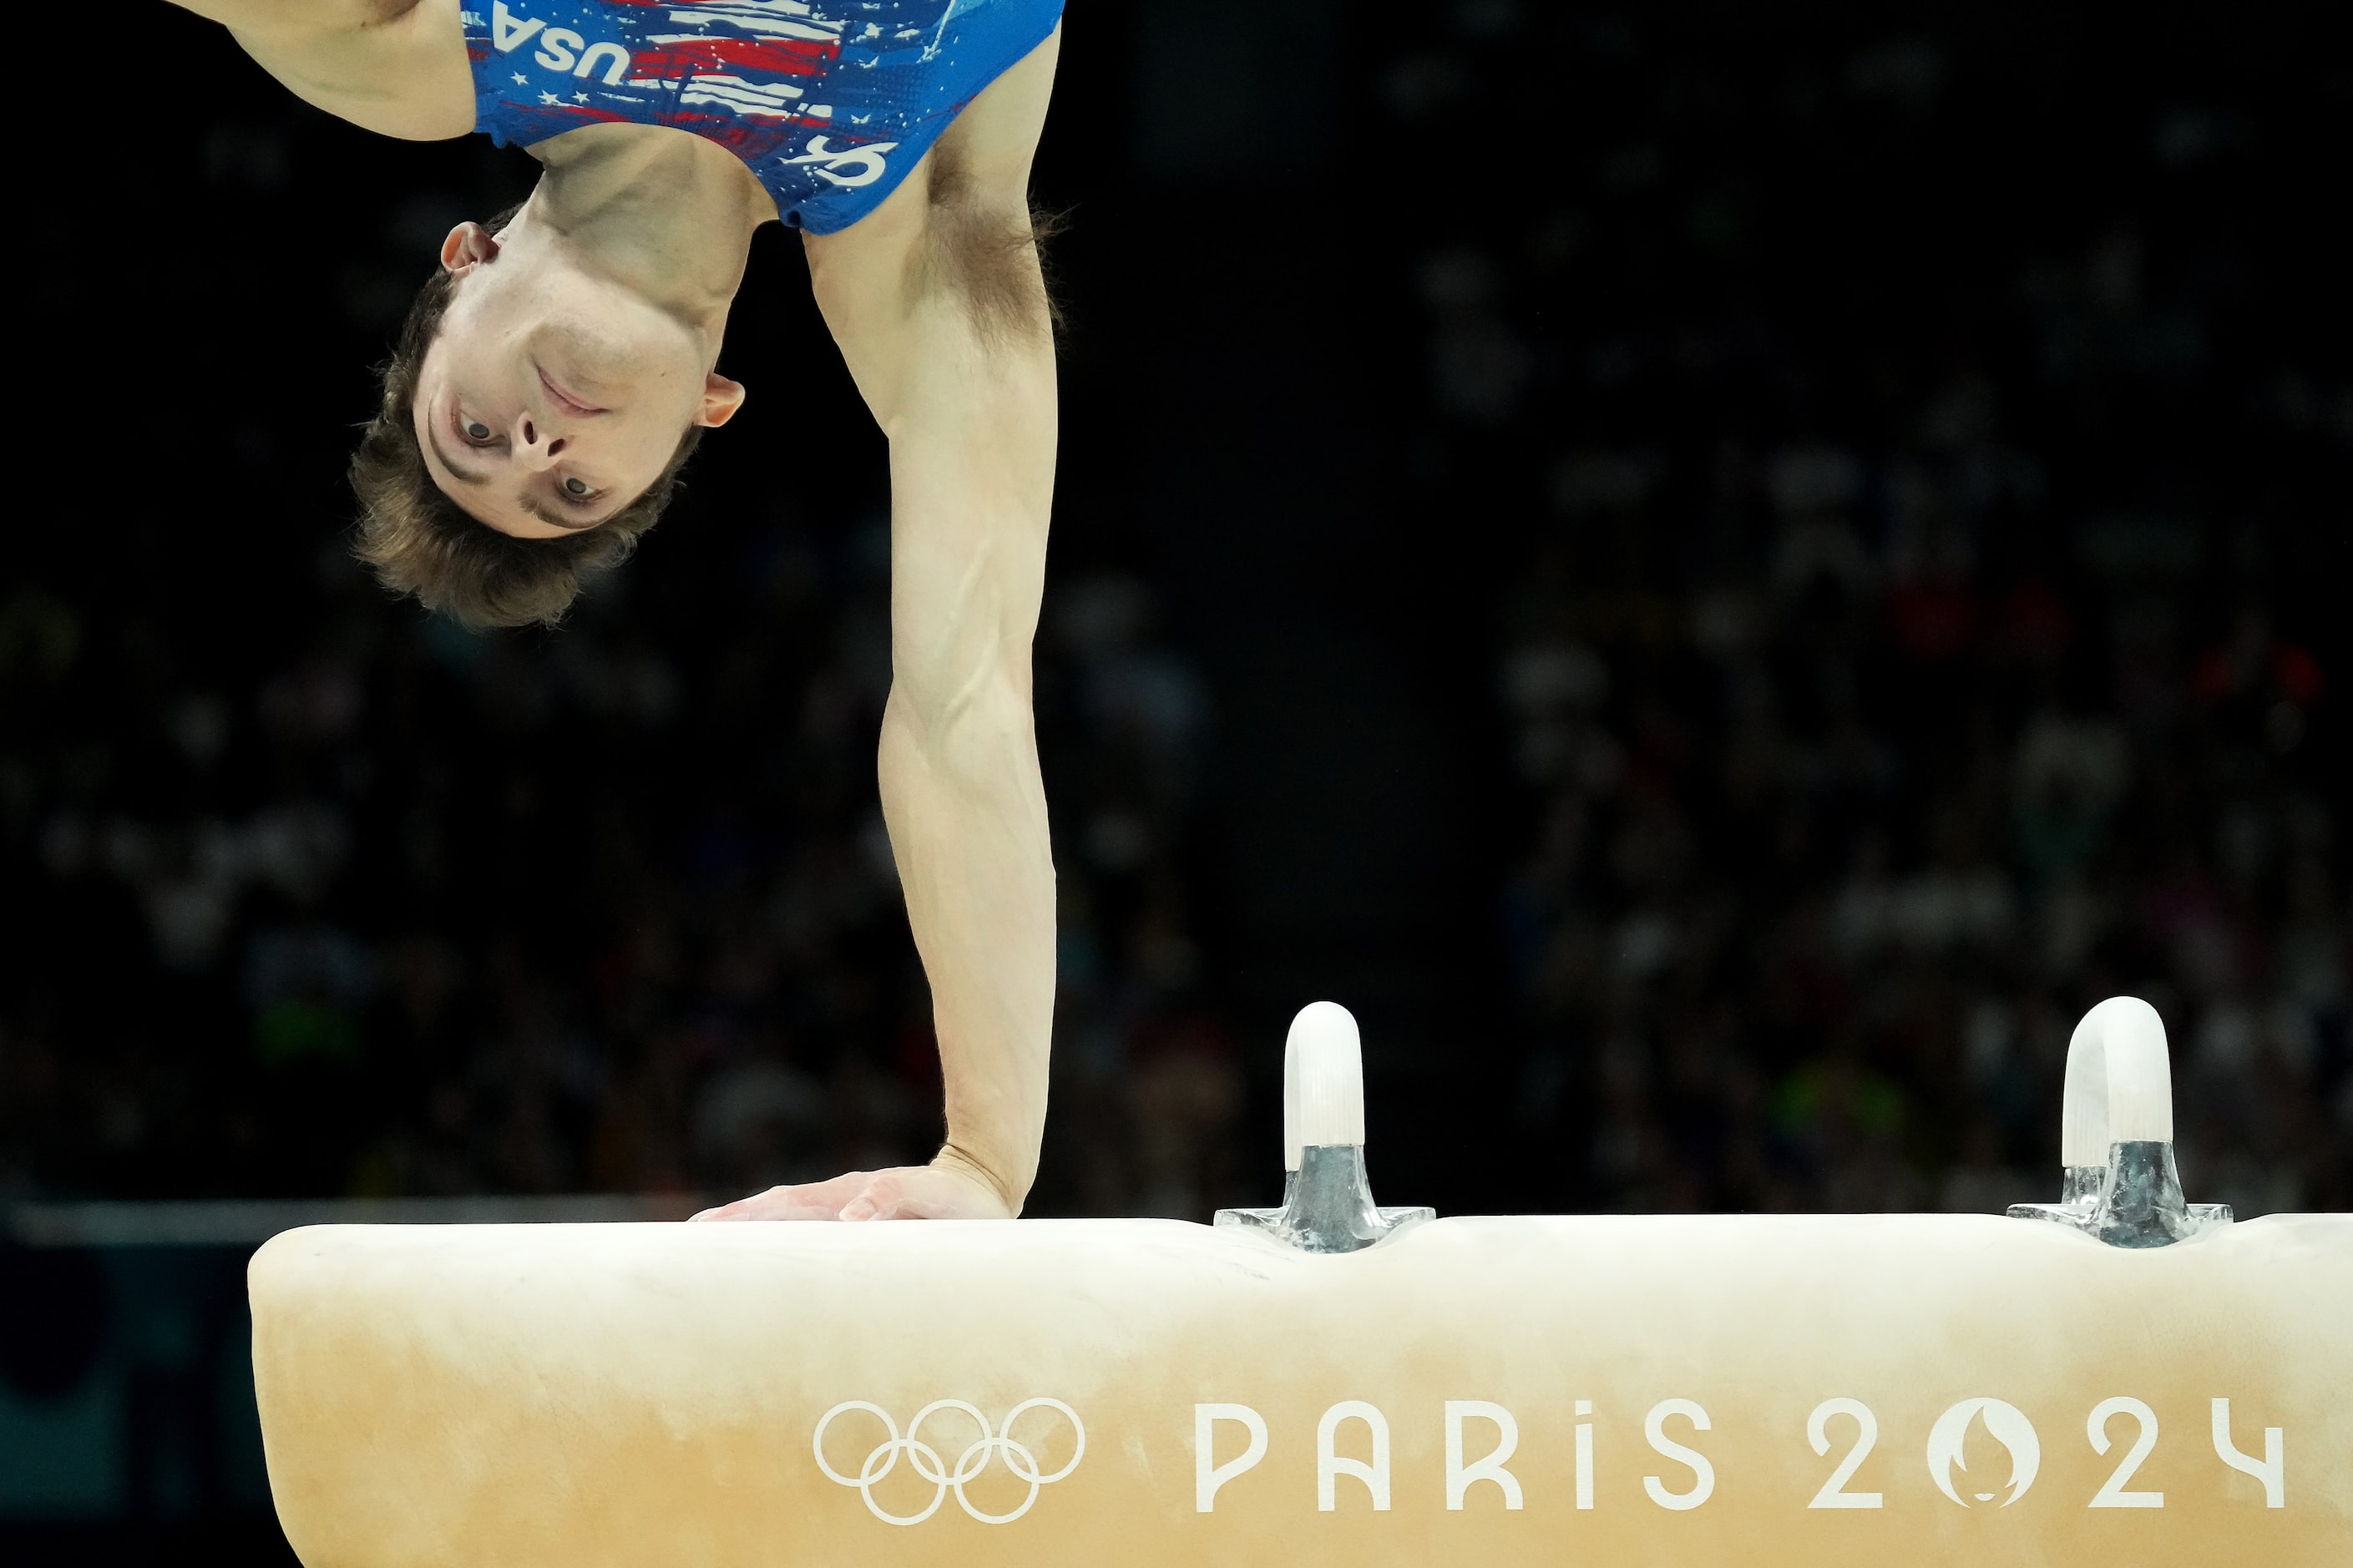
[813,1399,1086,1525]
[1925,1398,2041,1506]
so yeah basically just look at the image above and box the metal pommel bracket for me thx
[1214,1001,1434,1252]
[2007,995,2232,1247]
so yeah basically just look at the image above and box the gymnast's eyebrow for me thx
[520,493,612,532]
[429,420,609,529]
[427,425,491,488]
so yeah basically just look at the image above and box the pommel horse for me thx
[250,999,2350,1565]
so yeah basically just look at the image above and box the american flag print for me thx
[463,0,1062,233]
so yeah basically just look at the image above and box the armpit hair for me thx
[918,141,1065,351]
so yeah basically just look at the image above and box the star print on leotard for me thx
[461,0,1061,235]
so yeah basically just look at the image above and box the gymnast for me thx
[175,0,1064,1222]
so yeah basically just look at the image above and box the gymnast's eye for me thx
[463,417,494,443]
[563,476,591,498]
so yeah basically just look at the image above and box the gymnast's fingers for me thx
[838,1164,1016,1222]
[690,1171,878,1222]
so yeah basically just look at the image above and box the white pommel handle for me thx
[2061,995,2175,1165]
[1289,1001,1366,1150]
[1282,1023,1302,1173]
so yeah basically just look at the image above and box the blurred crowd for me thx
[1384,4,2350,1215]
[0,529,1232,1216]
[3,3,2345,1227]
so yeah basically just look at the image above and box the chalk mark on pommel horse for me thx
[250,999,2351,1566]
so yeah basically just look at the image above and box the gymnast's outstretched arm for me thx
[164,1,473,139]
[696,29,1064,1222]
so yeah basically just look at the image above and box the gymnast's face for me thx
[414,221,744,539]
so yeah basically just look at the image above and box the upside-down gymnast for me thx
[175,0,1064,1222]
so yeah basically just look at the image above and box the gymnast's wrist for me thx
[934,1141,1030,1217]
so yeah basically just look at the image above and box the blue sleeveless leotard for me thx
[462,0,1062,234]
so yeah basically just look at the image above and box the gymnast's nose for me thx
[512,412,567,470]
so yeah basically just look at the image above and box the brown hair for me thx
[350,208,702,630]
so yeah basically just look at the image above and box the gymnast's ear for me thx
[697,373,746,429]
[438,222,502,276]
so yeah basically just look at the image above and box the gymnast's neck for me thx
[520,123,777,332]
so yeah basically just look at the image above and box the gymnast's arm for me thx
[164,0,474,139]
[696,29,1064,1222]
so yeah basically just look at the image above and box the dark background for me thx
[3,0,2346,1554]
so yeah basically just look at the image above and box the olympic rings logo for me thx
[812,1399,1086,1525]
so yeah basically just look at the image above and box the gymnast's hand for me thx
[689,1153,1015,1222]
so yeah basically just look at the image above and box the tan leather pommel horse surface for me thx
[252,1004,2349,1565]
[251,1211,2352,1566]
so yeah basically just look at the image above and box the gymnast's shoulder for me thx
[170,0,475,142]
[804,25,1062,352]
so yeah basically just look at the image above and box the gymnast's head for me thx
[352,206,746,629]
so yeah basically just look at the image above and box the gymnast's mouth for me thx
[536,365,608,417]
